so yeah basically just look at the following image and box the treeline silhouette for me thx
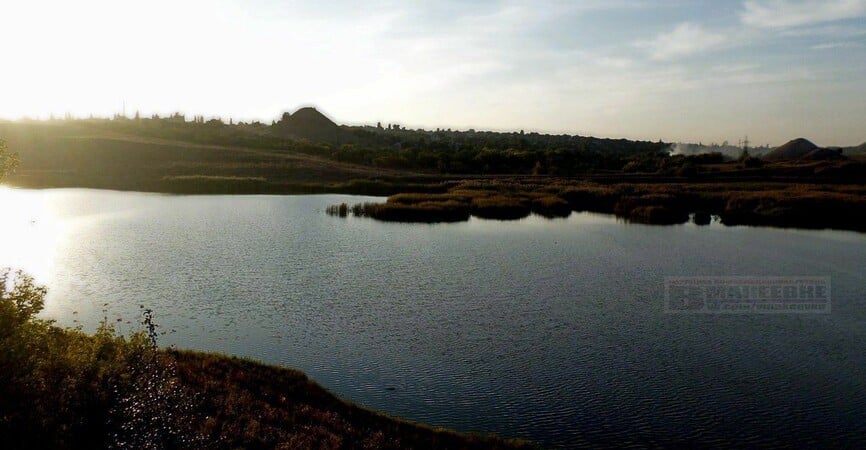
[91,114,671,175]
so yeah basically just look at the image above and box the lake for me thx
[1,187,865,448]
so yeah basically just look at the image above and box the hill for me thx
[762,138,846,161]
[272,106,342,141]
[763,138,819,161]
[845,142,866,156]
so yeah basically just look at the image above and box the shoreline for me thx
[6,179,866,233]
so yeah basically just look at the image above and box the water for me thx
[2,187,865,448]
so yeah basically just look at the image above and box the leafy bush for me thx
[0,270,200,449]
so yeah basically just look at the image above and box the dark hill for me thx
[763,138,819,161]
[847,142,866,155]
[272,107,341,141]
[804,148,846,161]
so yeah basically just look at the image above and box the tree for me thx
[0,140,19,182]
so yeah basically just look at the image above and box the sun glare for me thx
[0,187,65,284]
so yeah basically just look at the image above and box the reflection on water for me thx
[1,187,865,448]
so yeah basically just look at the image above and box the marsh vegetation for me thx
[328,179,866,231]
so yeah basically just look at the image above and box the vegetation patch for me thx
[469,196,532,221]
[353,200,471,223]
[530,196,572,218]
[329,179,866,231]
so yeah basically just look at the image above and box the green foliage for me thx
[0,272,200,449]
[0,139,20,181]
[0,269,46,328]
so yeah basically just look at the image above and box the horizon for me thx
[4,106,862,148]
[1,0,865,147]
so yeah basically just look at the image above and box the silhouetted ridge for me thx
[763,138,819,161]
[272,106,340,140]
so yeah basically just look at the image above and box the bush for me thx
[0,270,201,449]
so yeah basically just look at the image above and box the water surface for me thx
[1,187,864,448]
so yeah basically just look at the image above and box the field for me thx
[0,121,423,194]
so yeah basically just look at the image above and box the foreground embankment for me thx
[0,270,531,449]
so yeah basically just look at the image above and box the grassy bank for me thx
[328,179,866,232]
[0,269,531,449]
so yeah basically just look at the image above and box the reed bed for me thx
[327,179,866,231]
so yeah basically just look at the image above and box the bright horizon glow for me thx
[0,0,864,146]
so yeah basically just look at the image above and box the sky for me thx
[0,0,864,146]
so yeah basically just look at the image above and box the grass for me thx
[328,179,866,231]
[172,351,532,449]
[353,200,471,223]
[470,196,532,220]
[530,196,572,218]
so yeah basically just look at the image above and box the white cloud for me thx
[635,23,728,60]
[741,0,866,28]
[811,41,864,49]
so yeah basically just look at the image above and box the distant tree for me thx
[0,140,19,181]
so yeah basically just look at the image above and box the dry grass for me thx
[470,196,531,220]
[172,351,532,450]
[530,196,571,218]
[329,179,866,231]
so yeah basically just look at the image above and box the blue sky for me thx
[1,0,864,145]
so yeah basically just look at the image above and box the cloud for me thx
[635,23,727,60]
[811,41,864,49]
[741,0,866,28]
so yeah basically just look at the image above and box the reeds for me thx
[354,201,471,223]
[327,179,866,231]
[530,196,572,218]
[325,203,349,217]
[470,196,531,220]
